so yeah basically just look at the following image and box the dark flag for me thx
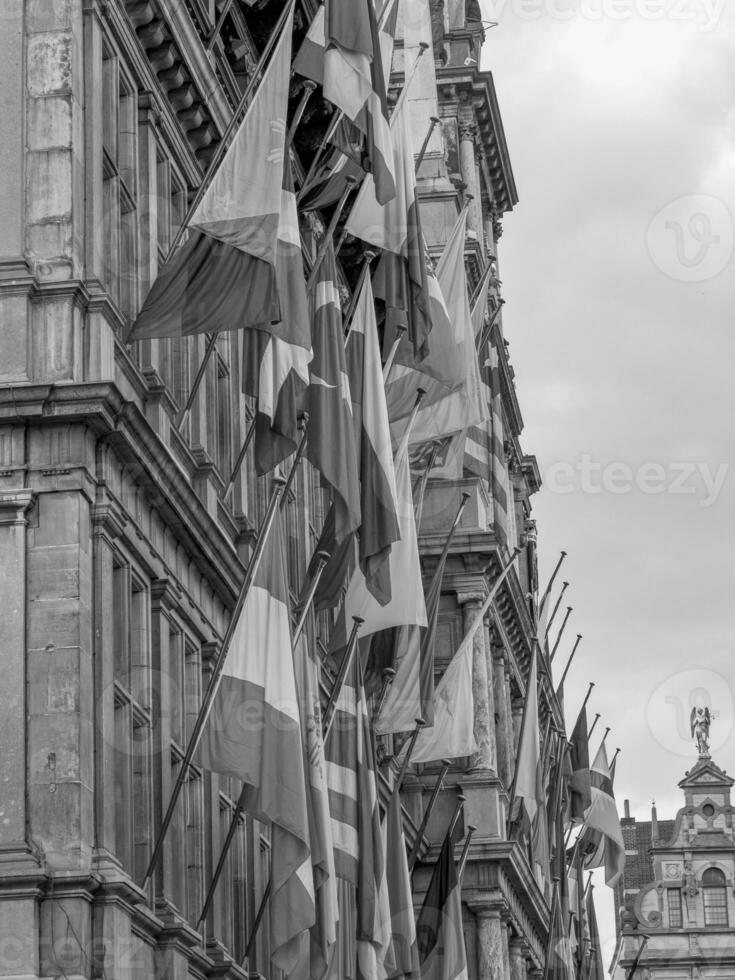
[416,824,469,980]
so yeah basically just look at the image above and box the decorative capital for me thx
[456,590,486,608]
[0,489,35,527]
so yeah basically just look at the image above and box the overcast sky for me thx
[479,0,735,965]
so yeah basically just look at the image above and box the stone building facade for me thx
[613,754,735,977]
[0,1,563,978]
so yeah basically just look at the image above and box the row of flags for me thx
[121,1,626,977]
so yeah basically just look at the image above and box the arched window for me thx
[703,868,729,926]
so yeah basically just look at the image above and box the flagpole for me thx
[477,297,505,354]
[382,324,408,381]
[576,681,595,719]
[505,645,537,837]
[470,260,496,312]
[544,581,569,639]
[279,413,310,508]
[176,331,219,432]
[407,761,451,871]
[286,80,318,148]
[587,712,601,739]
[549,606,573,662]
[538,550,567,618]
[223,412,256,503]
[542,879,561,980]
[457,825,476,881]
[196,558,327,929]
[306,176,359,292]
[558,634,583,689]
[625,935,650,980]
[397,387,428,447]
[415,116,440,174]
[292,550,330,644]
[413,442,442,526]
[322,616,364,738]
[297,110,342,205]
[447,793,466,842]
[611,746,621,769]
[394,718,426,794]
[373,667,396,725]
[141,477,286,891]
[244,878,272,963]
[598,727,611,752]
[343,250,378,335]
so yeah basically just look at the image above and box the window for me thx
[703,868,729,926]
[667,888,683,928]
[112,562,152,882]
[217,792,249,958]
[102,47,138,323]
[168,630,204,924]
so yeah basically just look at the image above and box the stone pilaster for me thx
[492,646,514,790]
[475,907,507,980]
[509,939,528,980]
[458,107,481,239]
[458,591,493,772]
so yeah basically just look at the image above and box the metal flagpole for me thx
[141,477,286,891]
[625,935,650,980]
[415,116,441,175]
[373,667,396,725]
[538,550,567,618]
[382,325,408,381]
[542,879,561,980]
[306,176,359,292]
[292,551,330,645]
[279,413,310,508]
[393,719,426,794]
[610,746,621,771]
[176,332,219,432]
[244,878,272,963]
[477,297,505,354]
[206,0,235,52]
[558,634,583,689]
[575,681,595,719]
[322,616,364,739]
[286,80,318,148]
[587,712,601,739]
[505,644,537,836]
[223,411,256,503]
[407,760,451,871]
[196,552,327,929]
[447,793,466,842]
[544,581,569,639]
[457,825,476,880]
[549,606,573,662]
[470,259,496,311]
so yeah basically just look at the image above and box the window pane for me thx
[667,888,682,928]
[704,886,728,926]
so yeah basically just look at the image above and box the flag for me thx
[546,885,575,980]
[338,433,427,641]
[307,240,361,543]
[128,10,308,348]
[384,790,420,979]
[388,208,488,446]
[585,887,605,980]
[568,703,592,825]
[415,826,469,980]
[375,504,453,734]
[581,743,625,887]
[346,95,432,360]
[199,511,314,974]
[293,630,339,977]
[513,650,540,826]
[299,146,365,213]
[294,0,396,204]
[324,658,392,978]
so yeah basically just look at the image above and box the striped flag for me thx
[293,631,339,976]
[324,659,392,978]
[388,208,488,447]
[568,702,592,825]
[345,94,432,361]
[294,0,396,205]
[415,825,469,980]
[306,241,361,543]
[546,885,575,980]
[384,789,420,979]
[128,10,308,349]
[513,650,540,826]
[581,743,625,887]
[199,511,314,974]
[375,514,451,734]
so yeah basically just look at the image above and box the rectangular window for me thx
[704,885,729,926]
[112,563,152,883]
[667,888,683,928]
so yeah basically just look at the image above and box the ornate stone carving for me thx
[691,704,711,757]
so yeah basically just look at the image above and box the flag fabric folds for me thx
[513,649,540,826]
[384,790,420,979]
[415,825,469,980]
[128,11,308,347]
[345,95,432,360]
[199,511,314,974]
[307,241,361,543]
[581,742,625,887]
[294,0,396,205]
[586,886,605,980]
[545,884,575,980]
[568,702,592,825]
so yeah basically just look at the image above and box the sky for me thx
[478,0,735,967]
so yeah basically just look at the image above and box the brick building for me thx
[613,754,735,977]
[0,1,567,978]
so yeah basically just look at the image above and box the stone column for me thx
[458,592,492,772]
[500,919,512,980]
[509,940,528,980]
[475,908,506,980]
[492,646,513,789]
[458,111,481,239]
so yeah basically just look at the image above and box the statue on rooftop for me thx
[690,704,711,757]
